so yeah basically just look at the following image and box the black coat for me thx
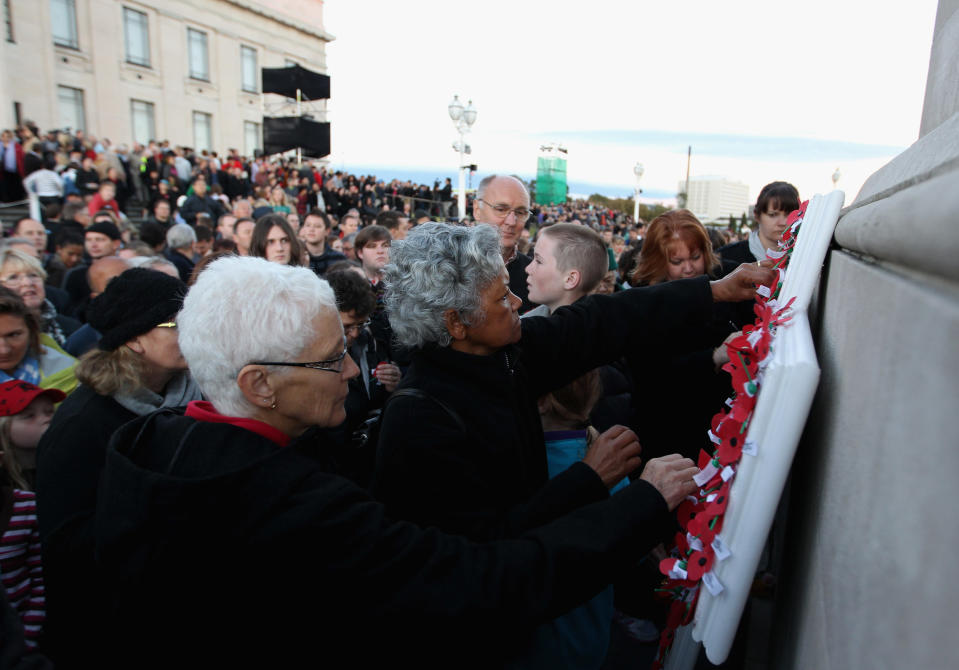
[508,251,537,313]
[178,194,225,226]
[372,278,714,541]
[626,263,752,463]
[307,248,346,276]
[36,386,137,667]
[93,406,673,668]
[164,248,195,283]
[718,239,756,265]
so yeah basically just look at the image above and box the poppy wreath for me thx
[651,200,809,669]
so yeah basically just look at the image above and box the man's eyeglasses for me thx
[249,346,348,374]
[477,199,532,223]
[343,320,371,335]
[156,322,177,329]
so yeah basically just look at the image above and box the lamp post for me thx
[832,167,841,190]
[633,162,645,222]
[448,95,477,221]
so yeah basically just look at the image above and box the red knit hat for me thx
[0,380,66,416]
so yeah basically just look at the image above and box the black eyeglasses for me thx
[249,346,348,374]
[477,199,532,222]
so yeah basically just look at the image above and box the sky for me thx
[319,0,938,206]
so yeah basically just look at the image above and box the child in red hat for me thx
[0,379,64,649]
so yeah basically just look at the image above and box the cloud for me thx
[532,130,904,162]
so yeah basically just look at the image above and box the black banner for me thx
[261,64,330,100]
[263,116,330,158]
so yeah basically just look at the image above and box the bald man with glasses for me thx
[472,174,538,312]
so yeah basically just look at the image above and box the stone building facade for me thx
[0,0,333,154]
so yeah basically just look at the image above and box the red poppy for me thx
[730,395,755,423]
[723,356,759,398]
[676,499,700,529]
[659,557,687,581]
[685,548,715,581]
[704,482,732,518]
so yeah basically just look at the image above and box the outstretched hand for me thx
[710,261,776,303]
[582,425,643,489]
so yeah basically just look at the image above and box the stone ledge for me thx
[834,166,959,283]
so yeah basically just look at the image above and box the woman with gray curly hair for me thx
[374,221,773,542]
[374,222,774,662]
[384,223,507,349]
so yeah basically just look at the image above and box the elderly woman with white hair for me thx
[90,255,734,668]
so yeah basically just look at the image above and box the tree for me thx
[677,191,687,208]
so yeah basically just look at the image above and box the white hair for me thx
[177,256,338,417]
[166,223,196,250]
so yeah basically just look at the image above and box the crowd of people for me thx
[0,120,801,668]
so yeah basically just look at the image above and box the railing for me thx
[374,192,461,221]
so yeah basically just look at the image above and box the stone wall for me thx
[771,1,959,667]
[0,0,331,150]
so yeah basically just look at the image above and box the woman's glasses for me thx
[249,346,348,374]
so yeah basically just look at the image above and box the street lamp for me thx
[633,162,645,222]
[832,167,841,190]
[448,94,477,221]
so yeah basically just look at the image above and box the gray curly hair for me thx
[384,222,503,348]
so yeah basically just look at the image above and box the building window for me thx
[187,28,209,81]
[123,7,150,67]
[50,0,78,49]
[244,121,260,158]
[193,111,212,152]
[4,0,14,43]
[241,45,258,93]
[130,100,155,145]
[58,85,85,132]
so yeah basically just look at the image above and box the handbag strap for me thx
[387,388,466,434]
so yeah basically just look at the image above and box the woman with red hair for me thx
[629,209,724,286]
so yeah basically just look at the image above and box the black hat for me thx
[88,268,187,351]
[86,220,121,241]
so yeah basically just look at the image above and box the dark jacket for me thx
[93,406,672,668]
[507,251,537,313]
[322,328,393,487]
[626,263,750,463]
[164,248,195,283]
[36,386,137,667]
[717,239,756,265]
[178,194,225,226]
[372,277,714,541]
[61,264,90,319]
[307,247,346,276]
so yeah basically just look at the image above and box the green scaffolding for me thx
[535,156,567,205]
